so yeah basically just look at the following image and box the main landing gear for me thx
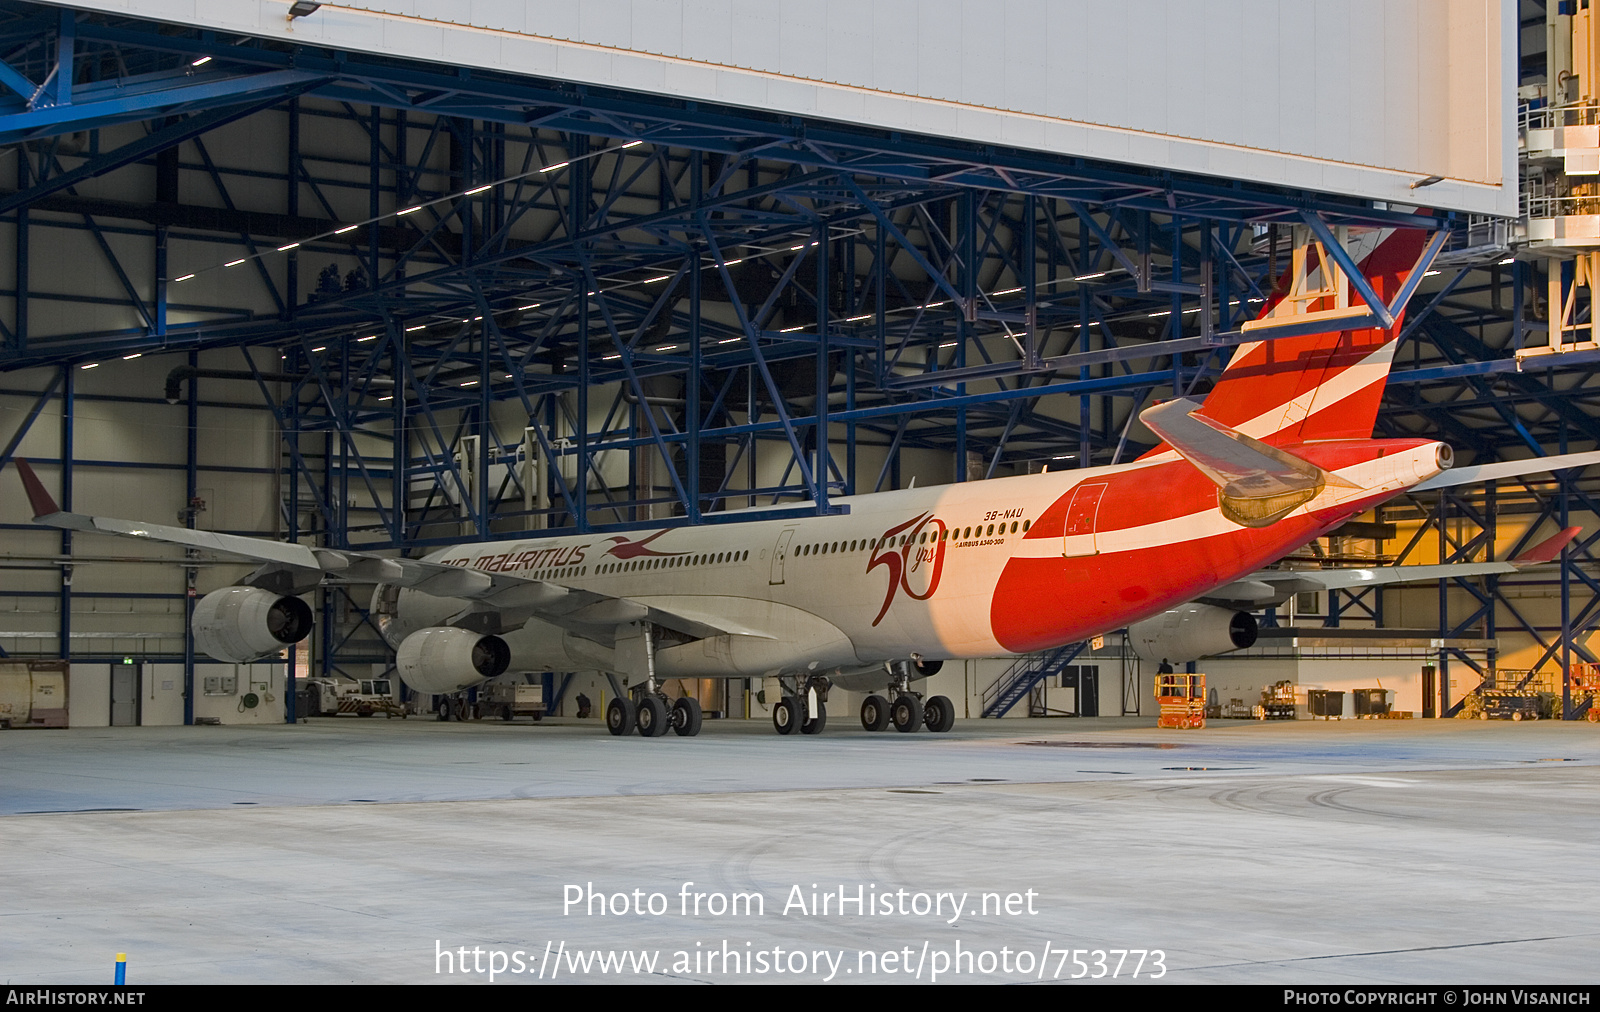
[770,675,830,736]
[604,675,703,738]
[859,664,956,733]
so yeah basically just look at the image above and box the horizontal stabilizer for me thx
[1411,451,1600,492]
[1140,398,1349,527]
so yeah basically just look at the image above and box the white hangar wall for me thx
[58,0,1517,217]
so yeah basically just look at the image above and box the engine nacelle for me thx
[394,626,511,695]
[1128,604,1257,664]
[191,586,313,662]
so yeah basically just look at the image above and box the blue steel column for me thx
[13,152,25,354]
[183,352,197,725]
[1561,422,1573,718]
[955,193,973,483]
[815,227,830,511]
[1437,492,1449,716]
[321,423,334,677]
[688,223,702,521]
[286,353,302,718]
[478,320,490,539]
[57,366,71,661]
[573,134,590,532]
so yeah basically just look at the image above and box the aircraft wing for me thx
[1139,397,1337,501]
[15,458,747,643]
[1200,527,1581,609]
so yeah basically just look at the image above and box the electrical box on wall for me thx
[202,673,237,696]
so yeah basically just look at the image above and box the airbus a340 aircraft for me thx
[15,228,1598,738]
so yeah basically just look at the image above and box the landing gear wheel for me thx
[606,696,637,736]
[637,695,669,737]
[860,694,891,732]
[891,695,921,733]
[773,695,801,735]
[801,701,827,735]
[671,697,703,737]
[436,697,452,722]
[923,695,956,733]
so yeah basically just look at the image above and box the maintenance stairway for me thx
[980,642,1086,718]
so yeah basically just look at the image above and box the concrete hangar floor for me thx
[2,716,1595,985]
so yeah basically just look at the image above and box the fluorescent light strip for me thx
[174,273,195,282]
[170,138,652,282]
[224,259,246,267]
[122,353,141,360]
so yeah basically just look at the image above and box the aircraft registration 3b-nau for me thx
[14,229,1597,739]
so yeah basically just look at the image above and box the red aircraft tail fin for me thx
[1147,227,1431,455]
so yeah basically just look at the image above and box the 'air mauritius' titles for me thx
[440,542,589,573]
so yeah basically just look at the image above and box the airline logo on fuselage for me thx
[604,530,686,559]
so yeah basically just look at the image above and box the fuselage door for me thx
[770,528,797,585]
[1062,482,1108,558]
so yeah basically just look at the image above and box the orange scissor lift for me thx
[1156,673,1207,729]
[1571,662,1600,722]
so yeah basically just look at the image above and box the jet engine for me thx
[1128,603,1257,664]
[191,586,314,663]
[394,626,511,695]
